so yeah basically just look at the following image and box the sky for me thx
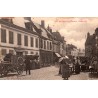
[12,17,98,49]
[31,17,98,49]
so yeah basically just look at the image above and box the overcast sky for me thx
[31,17,98,49]
[13,17,98,49]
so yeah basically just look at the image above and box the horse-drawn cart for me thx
[0,53,25,76]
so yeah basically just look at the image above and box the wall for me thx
[0,24,40,58]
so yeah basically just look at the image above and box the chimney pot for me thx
[41,20,45,28]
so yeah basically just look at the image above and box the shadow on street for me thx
[89,73,98,79]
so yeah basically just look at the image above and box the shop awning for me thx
[14,47,25,52]
[55,53,61,57]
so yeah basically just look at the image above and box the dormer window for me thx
[25,22,33,31]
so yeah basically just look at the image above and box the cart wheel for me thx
[16,65,24,75]
[17,57,24,66]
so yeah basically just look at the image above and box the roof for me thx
[33,22,53,40]
[52,31,64,42]
[0,18,63,42]
[85,34,96,45]
[0,19,40,36]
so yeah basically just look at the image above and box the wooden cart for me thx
[0,53,25,76]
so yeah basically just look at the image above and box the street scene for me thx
[0,65,98,80]
[0,17,98,80]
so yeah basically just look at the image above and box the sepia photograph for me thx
[0,17,98,80]
[1,1,98,98]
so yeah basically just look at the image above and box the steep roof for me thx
[85,34,95,45]
[32,22,53,40]
[0,19,39,36]
[0,18,53,40]
[52,31,64,42]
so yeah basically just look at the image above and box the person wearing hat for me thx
[24,56,31,75]
[59,56,70,80]
[75,57,80,74]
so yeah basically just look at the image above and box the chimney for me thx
[24,17,31,21]
[87,32,90,37]
[41,20,45,28]
[47,24,50,31]
[50,28,52,33]
[47,25,52,33]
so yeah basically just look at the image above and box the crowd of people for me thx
[2,53,98,79]
[58,56,90,80]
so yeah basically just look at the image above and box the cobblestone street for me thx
[0,65,98,80]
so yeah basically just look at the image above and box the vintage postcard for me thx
[0,17,98,80]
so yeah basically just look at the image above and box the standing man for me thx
[25,57,31,75]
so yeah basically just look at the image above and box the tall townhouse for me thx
[52,31,65,63]
[85,28,98,58]
[85,32,95,57]
[32,20,53,67]
[0,18,40,59]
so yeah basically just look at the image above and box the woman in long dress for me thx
[75,60,80,74]
[60,58,70,80]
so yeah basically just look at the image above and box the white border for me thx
[0,0,98,98]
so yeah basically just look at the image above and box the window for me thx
[31,37,34,47]
[40,39,43,48]
[35,38,38,48]
[24,35,28,46]
[47,41,49,50]
[50,42,52,50]
[1,49,6,55]
[9,31,14,44]
[1,29,6,43]
[17,34,21,45]
[25,51,28,55]
[31,52,34,54]
[39,39,43,48]
[44,40,46,49]
[9,50,14,54]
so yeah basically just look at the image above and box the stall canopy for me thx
[25,54,39,60]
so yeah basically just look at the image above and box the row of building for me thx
[85,28,98,58]
[0,17,66,67]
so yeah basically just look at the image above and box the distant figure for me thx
[58,62,62,75]
[75,58,80,74]
[35,59,40,69]
[89,56,97,73]
[25,58,31,75]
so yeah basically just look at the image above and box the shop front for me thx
[40,50,53,67]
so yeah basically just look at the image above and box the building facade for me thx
[85,32,96,58]
[52,31,65,63]
[0,18,40,60]
[0,17,67,67]
[32,21,53,66]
